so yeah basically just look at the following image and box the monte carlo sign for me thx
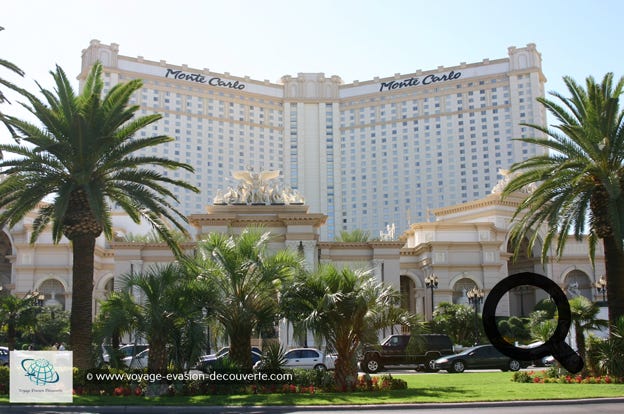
[379,70,461,92]
[164,68,246,90]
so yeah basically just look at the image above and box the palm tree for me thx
[335,229,370,242]
[194,228,303,371]
[94,290,142,367]
[502,73,624,327]
[592,316,624,377]
[569,295,607,363]
[0,292,40,350]
[0,62,199,368]
[104,262,209,373]
[281,264,418,391]
[528,309,557,343]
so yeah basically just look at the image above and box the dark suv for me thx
[359,334,454,373]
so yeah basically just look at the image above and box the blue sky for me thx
[1,0,622,139]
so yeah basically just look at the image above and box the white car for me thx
[122,349,148,369]
[283,348,335,371]
[102,343,148,364]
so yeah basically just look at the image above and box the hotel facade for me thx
[2,42,606,348]
[79,40,548,241]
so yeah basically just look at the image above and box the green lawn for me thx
[2,372,623,406]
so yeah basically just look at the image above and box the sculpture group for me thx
[213,169,305,205]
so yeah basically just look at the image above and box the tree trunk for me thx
[334,339,358,392]
[7,315,16,351]
[70,235,95,369]
[229,326,253,371]
[574,321,586,363]
[148,337,169,375]
[603,236,624,327]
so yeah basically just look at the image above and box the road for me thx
[3,399,624,414]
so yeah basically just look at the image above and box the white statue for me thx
[232,169,280,188]
[212,168,304,206]
[379,223,396,241]
[567,281,581,298]
[457,288,469,305]
[491,168,537,194]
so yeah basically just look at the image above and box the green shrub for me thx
[289,368,335,389]
[379,374,408,390]
[512,371,533,383]
[0,366,9,395]
[258,342,286,372]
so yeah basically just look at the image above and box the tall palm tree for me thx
[194,228,303,371]
[106,263,209,374]
[502,73,624,327]
[281,264,418,391]
[569,295,607,363]
[0,62,199,368]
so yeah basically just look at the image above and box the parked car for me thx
[197,349,263,373]
[359,334,454,373]
[102,343,149,365]
[282,348,335,371]
[0,346,9,366]
[518,341,553,367]
[434,344,530,373]
[199,346,262,361]
[122,348,149,369]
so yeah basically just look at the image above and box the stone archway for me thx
[37,279,67,310]
[452,278,477,305]
[564,270,592,301]
[507,236,538,316]
[104,278,114,294]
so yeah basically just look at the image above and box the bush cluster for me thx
[356,373,407,391]
[512,369,621,384]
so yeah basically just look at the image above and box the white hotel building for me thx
[79,40,547,241]
[8,41,603,340]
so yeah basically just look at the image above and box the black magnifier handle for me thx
[482,272,584,374]
[548,340,584,373]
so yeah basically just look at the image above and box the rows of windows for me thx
[111,63,544,239]
[338,77,539,232]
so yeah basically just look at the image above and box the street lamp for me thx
[594,275,607,303]
[424,273,439,316]
[467,286,484,346]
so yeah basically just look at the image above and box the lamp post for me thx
[467,286,484,346]
[424,273,439,318]
[594,275,607,304]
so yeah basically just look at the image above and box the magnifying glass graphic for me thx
[482,272,584,374]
